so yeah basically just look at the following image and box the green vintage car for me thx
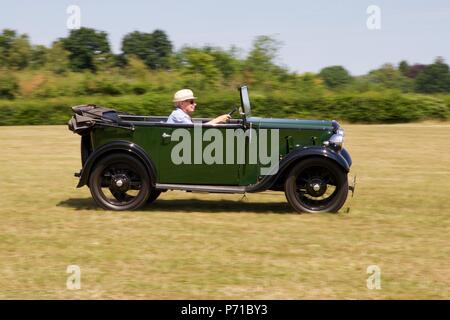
[68,86,354,213]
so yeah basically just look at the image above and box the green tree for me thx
[246,36,280,72]
[404,64,426,79]
[46,41,70,74]
[367,64,413,92]
[319,65,352,89]
[123,55,148,79]
[7,35,32,69]
[150,29,173,69]
[246,35,280,68]
[0,29,32,69]
[415,57,450,93]
[61,27,111,71]
[122,30,173,69]
[177,47,221,89]
[0,29,17,67]
[398,60,409,76]
[245,35,288,88]
[92,53,119,73]
[289,72,325,96]
[113,53,128,68]
[29,45,48,69]
[203,46,239,80]
[0,73,19,99]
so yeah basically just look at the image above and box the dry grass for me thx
[0,123,449,299]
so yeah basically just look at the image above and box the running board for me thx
[155,183,246,194]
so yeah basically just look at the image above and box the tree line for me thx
[1,27,450,100]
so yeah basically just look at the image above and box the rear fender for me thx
[76,140,156,188]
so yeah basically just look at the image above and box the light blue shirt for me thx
[166,108,193,124]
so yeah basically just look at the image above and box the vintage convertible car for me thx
[68,86,354,213]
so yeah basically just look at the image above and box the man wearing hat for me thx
[167,89,231,124]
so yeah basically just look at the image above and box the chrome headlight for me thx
[324,128,344,149]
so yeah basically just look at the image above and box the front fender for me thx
[246,146,351,192]
[76,140,157,188]
[340,148,352,168]
[280,146,351,173]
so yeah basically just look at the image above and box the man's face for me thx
[179,99,196,115]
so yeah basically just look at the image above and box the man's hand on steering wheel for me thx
[228,106,238,117]
[207,114,231,124]
[217,114,232,123]
[207,107,237,124]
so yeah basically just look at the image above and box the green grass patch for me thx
[0,124,449,298]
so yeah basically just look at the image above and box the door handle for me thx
[162,132,171,138]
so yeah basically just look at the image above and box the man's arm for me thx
[206,114,231,125]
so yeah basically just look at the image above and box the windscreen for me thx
[240,86,252,118]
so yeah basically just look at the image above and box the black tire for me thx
[147,189,162,204]
[284,157,348,213]
[89,153,151,211]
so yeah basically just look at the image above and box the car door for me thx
[158,123,242,185]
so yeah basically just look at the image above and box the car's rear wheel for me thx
[284,158,348,213]
[147,189,162,204]
[89,154,151,211]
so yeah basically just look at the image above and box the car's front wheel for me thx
[284,158,348,213]
[89,154,151,211]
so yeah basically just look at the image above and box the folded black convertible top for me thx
[68,104,134,135]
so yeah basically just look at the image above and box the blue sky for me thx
[1,0,449,75]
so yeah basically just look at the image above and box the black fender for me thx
[279,146,351,174]
[246,146,351,192]
[76,140,157,188]
[340,148,352,168]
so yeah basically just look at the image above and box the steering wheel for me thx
[228,106,238,117]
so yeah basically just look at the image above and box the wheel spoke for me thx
[129,181,142,189]
[110,189,126,202]
[101,176,111,187]
[292,164,344,211]
[90,155,151,211]
[297,177,308,184]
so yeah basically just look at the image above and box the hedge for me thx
[0,92,448,126]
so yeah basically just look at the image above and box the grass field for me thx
[0,123,449,299]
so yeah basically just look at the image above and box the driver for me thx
[167,89,231,125]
